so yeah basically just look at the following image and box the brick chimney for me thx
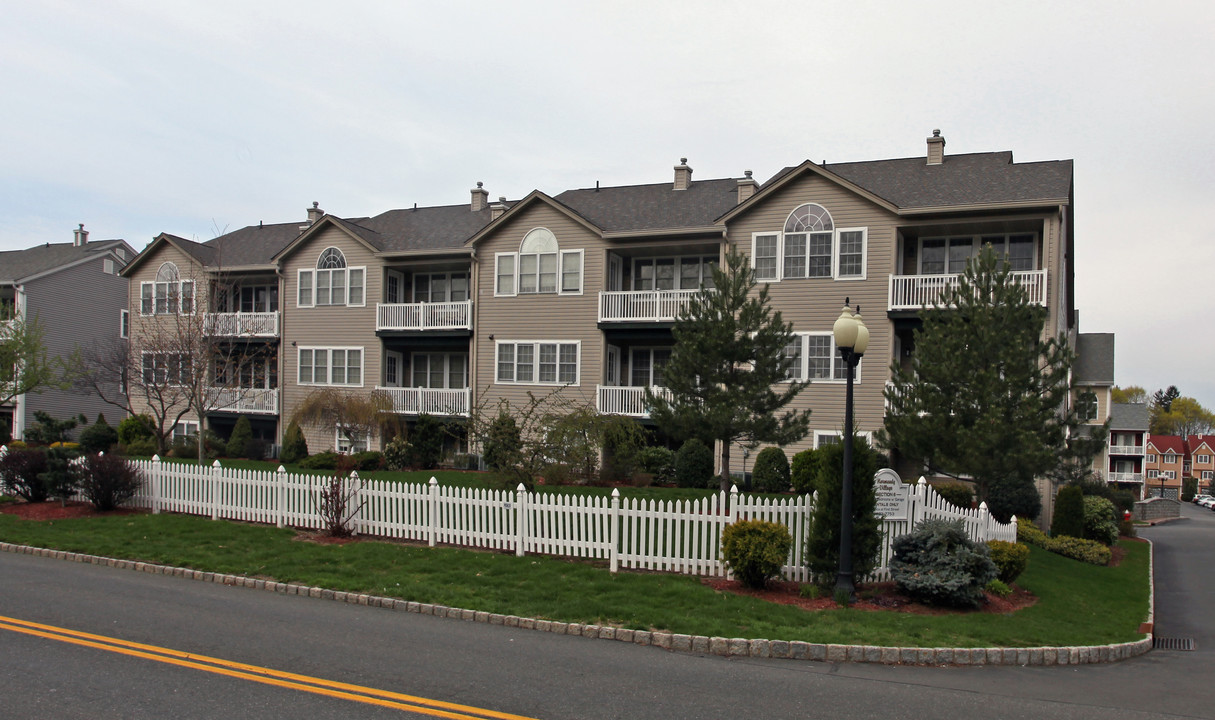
[491,196,507,220]
[73,223,89,247]
[471,182,489,212]
[307,201,324,224]
[927,129,946,165]
[674,158,692,190]
[737,170,758,203]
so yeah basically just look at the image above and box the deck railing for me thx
[375,386,471,416]
[1109,445,1143,455]
[204,312,280,337]
[598,290,699,322]
[888,269,1047,310]
[1108,472,1145,484]
[596,385,672,417]
[376,301,473,331]
[208,387,279,415]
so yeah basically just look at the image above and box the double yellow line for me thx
[0,614,539,719]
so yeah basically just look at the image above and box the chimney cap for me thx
[476,181,483,189]
[932,128,941,137]
[679,157,688,164]
[744,170,752,178]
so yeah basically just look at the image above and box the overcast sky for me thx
[3,1,1212,411]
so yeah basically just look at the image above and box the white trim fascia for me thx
[898,198,1070,216]
[601,226,724,240]
[375,247,475,260]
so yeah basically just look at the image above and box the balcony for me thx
[375,386,470,416]
[596,385,672,417]
[599,290,699,323]
[888,269,1047,311]
[377,301,473,331]
[1108,472,1144,484]
[209,387,279,415]
[1109,444,1144,455]
[204,312,280,338]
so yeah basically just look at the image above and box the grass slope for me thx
[0,512,1149,648]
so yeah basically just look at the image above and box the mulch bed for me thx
[700,578,1037,615]
[0,500,143,520]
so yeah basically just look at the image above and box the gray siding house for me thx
[1,225,135,440]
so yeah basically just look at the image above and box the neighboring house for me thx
[1145,435,1185,499]
[1107,403,1148,496]
[0,225,135,440]
[124,131,1088,519]
[1186,435,1215,493]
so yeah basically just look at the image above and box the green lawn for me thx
[0,510,1150,648]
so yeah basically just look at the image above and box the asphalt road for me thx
[0,506,1210,720]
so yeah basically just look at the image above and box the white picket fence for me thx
[74,456,1016,582]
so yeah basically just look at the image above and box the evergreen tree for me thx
[279,420,309,464]
[226,416,253,459]
[803,437,882,585]
[878,245,1087,517]
[647,248,811,491]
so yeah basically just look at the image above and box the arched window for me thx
[140,261,194,315]
[298,247,364,308]
[751,202,866,281]
[495,228,583,296]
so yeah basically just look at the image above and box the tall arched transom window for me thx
[140,261,194,315]
[751,202,866,281]
[494,227,583,296]
[297,246,365,307]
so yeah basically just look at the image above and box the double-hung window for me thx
[494,228,582,296]
[496,341,579,385]
[783,333,861,382]
[297,247,366,307]
[298,346,363,386]
[751,204,867,282]
[140,262,195,315]
[141,352,192,386]
[918,234,1036,274]
[414,272,469,303]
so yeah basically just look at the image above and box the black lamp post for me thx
[832,298,869,601]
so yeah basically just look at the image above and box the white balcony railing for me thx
[598,290,699,323]
[888,269,1047,311]
[375,386,471,416]
[204,312,280,338]
[209,387,279,415]
[596,385,672,417]
[376,301,473,331]
[1108,472,1144,484]
[1109,445,1144,455]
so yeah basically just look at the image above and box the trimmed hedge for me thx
[1016,518,1111,566]
[721,519,793,589]
[986,539,1030,584]
[751,447,790,493]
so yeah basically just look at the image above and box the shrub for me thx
[383,436,410,471]
[406,415,444,470]
[1119,517,1136,538]
[24,411,85,446]
[985,473,1041,522]
[299,451,340,470]
[1082,495,1119,546]
[986,579,1012,598]
[541,462,576,486]
[226,416,254,459]
[40,446,81,501]
[890,518,998,608]
[79,418,119,454]
[986,540,1030,584]
[803,437,882,585]
[78,453,142,511]
[0,447,50,502]
[1051,485,1085,538]
[600,416,646,484]
[721,519,793,589]
[1047,535,1112,566]
[751,447,791,493]
[123,436,157,457]
[280,420,309,465]
[6,440,27,449]
[483,412,522,473]
[674,438,713,489]
[1182,477,1198,502]
[789,448,820,493]
[638,446,675,484]
[117,415,155,445]
[932,482,974,509]
[1017,517,1049,547]
[170,431,222,460]
[350,451,384,472]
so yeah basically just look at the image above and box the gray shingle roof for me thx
[0,239,129,283]
[1110,403,1149,431]
[204,222,303,266]
[555,178,739,233]
[348,204,494,253]
[1074,333,1115,384]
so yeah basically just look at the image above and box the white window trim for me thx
[750,227,869,283]
[139,279,195,316]
[297,269,314,308]
[814,430,874,449]
[412,271,470,303]
[494,250,583,296]
[141,351,192,387]
[1165,453,1178,464]
[297,346,364,387]
[410,352,469,389]
[296,266,367,308]
[560,249,584,295]
[494,253,518,297]
[784,332,862,383]
[494,340,581,386]
[1147,453,1157,463]
[172,421,199,442]
[120,309,129,339]
[1197,454,1211,464]
[335,426,370,454]
[1147,469,1159,479]
[916,233,1039,275]
[1203,471,1214,480]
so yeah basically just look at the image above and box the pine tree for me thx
[878,245,1086,521]
[647,248,811,491]
[226,416,253,459]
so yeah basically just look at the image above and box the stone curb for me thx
[1,541,1154,667]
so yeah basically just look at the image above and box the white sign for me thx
[873,468,910,520]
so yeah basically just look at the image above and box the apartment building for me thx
[121,131,1080,478]
[1,226,134,440]
[1106,403,1149,496]
[1145,436,1185,499]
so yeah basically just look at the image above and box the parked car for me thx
[1200,497,1215,509]
[1193,494,1211,505]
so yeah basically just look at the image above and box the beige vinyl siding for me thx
[473,204,604,417]
[280,227,381,452]
[126,245,210,429]
[724,173,899,467]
